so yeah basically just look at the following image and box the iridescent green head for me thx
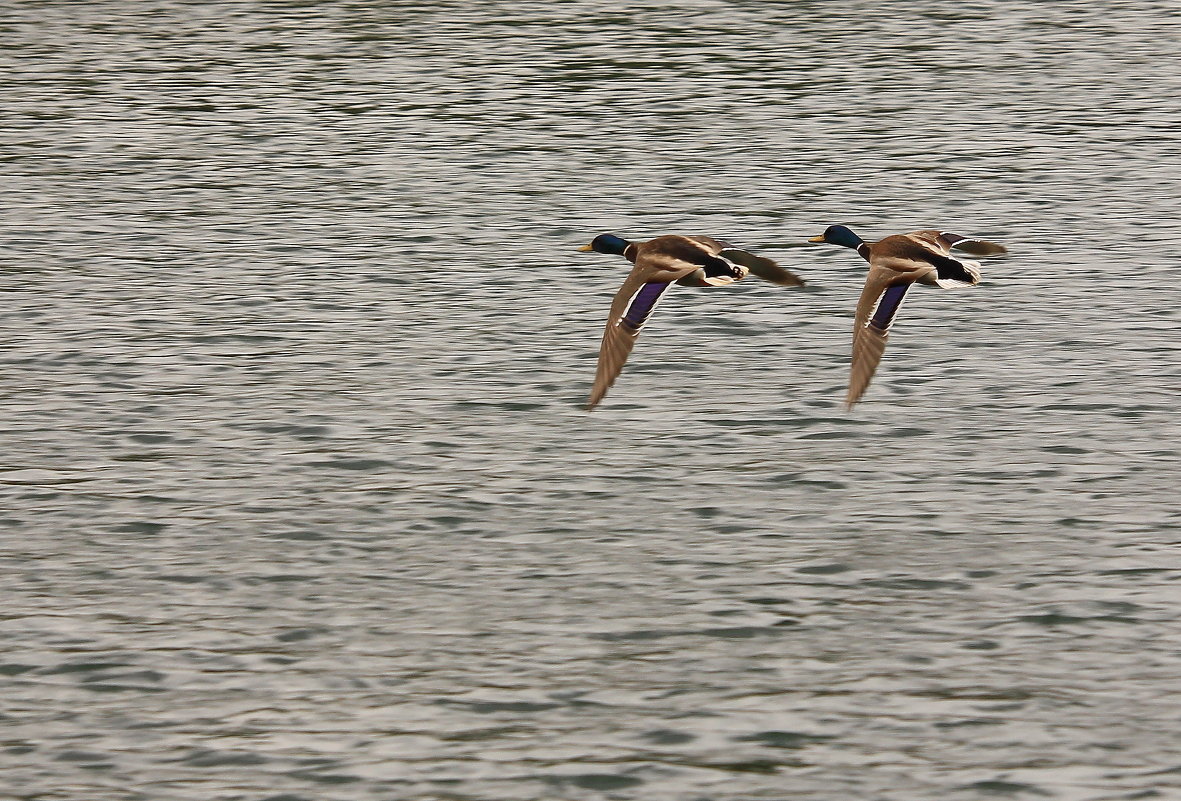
[577,234,630,255]
[809,225,864,250]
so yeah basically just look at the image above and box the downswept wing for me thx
[847,266,909,408]
[586,269,676,410]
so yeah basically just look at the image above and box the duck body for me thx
[579,233,804,410]
[809,225,1005,407]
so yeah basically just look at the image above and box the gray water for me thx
[3,1,1181,799]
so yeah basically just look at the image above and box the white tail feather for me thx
[934,258,981,289]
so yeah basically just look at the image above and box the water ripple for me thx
[3,1,1181,800]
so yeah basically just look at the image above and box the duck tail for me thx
[699,254,748,286]
[929,252,982,288]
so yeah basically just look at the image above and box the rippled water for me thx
[3,1,1181,799]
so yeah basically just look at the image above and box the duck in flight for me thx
[578,233,805,411]
[808,225,1006,408]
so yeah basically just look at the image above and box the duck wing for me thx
[586,267,677,411]
[937,232,1007,256]
[719,248,805,287]
[683,235,730,252]
[847,266,910,408]
[683,236,803,287]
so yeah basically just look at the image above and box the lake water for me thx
[3,1,1181,799]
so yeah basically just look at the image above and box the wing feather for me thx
[586,272,675,410]
[718,248,805,287]
[683,235,730,252]
[938,232,1007,256]
[847,266,897,408]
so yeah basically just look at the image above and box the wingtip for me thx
[843,377,862,409]
[772,271,806,288]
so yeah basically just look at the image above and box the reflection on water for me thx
[3,1,1181,799]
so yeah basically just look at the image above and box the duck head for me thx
[808,225,864,250]
[578,234,630,255]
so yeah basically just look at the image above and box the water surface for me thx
[3,2,1181,799]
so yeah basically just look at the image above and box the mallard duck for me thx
[808,225,1006,408]
[578,233,804,411]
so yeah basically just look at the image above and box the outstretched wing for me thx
[586,272,675,411]
[847,267,908,408]
[682,236,803,287]
[683,235,730,251]
[938,232,1007,256]
[718,248,805,287]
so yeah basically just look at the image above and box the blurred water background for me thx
[3,1,1181,799]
